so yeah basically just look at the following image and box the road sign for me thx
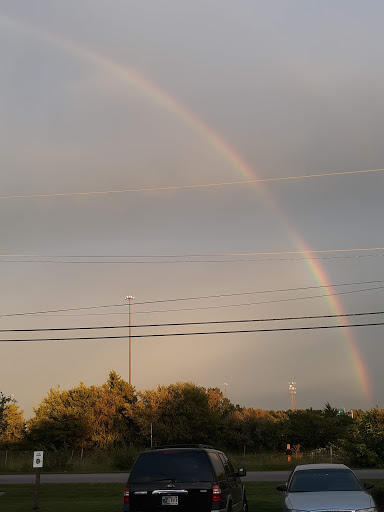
[33,451,44,468]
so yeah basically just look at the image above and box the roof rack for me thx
[148,444,215,451]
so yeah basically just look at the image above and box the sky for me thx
[1,1,384,418]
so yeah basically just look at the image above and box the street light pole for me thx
[125,295,134,385]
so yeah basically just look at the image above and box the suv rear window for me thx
[129,450,214,483]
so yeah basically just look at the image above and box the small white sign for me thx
[33,451,44,468]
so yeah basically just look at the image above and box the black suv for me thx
[123,444,247,512]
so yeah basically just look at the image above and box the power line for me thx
[1,310,383,332]
[1,246,384,259]
[1,168,383,200]
[134,286,384,315]
[2,246,384,257]
[1,279,383,318]
[1,321,383,342]
[73,285,384,317]
[1,254,384,264]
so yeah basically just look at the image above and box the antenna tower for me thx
[289,382,297,411]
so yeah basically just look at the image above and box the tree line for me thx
[1,371,384,466]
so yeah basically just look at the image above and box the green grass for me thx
[0,483,123,512]
[0,481,382,512]
[0,482,281,512]
[246,482,282,512]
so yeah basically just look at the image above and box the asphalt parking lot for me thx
[2,469,384,485]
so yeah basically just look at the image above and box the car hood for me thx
[286,490,375,511]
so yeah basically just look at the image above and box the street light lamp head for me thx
[125,295,134,301]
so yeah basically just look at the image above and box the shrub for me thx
[112,446,139,471]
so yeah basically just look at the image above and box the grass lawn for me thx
[0,481,381,512]
[0,482,281,512]
[0,483,123,512]
[246,482,282,512]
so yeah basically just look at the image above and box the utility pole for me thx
[125,295,134,386]
[289,382,297,411]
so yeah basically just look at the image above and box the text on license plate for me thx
[162,496,178,506]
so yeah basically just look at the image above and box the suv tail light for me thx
[123,487,130,504]
[212,484,222,502]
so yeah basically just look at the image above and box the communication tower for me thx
[289,382,297,411]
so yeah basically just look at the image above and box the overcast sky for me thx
[1,1,384,418]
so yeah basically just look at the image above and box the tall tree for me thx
[128,382,219,446]
[345,408,384,467]
[0,403,26,447]
[27,372,137,450]
[1,392,14,433]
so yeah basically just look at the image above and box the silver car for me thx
[277,463,376,512]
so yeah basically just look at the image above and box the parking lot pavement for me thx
[243,471,291,482]
[2,469,384,485]
[0,473,129,484]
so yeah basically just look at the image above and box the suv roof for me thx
[148,444,215,450]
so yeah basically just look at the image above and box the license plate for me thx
[162,496,178,506]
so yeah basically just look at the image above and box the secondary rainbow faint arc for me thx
[1,14,373,402]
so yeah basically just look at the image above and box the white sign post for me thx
[33,451,44,468]
[33,451,43,509]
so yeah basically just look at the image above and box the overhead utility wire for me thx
[79,285,384,317]
[5,285,384,319]
[2,254,384,264]
[1,322,384,342]
[2,247,384,258]
[1,168,383,200]
[1,310,384,332]
[1,279,383,318]
[134,286,384,315]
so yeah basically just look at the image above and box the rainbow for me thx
[292,234,372,400]
[1,14,373,403]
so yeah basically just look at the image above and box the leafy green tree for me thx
[128,382,221,446]
[0,394,25,448]
[24,375,361,455]
[28,385,94,449]
[203,387,235,448]
[224,407,287,452]
[104,370,138,443]
[344,408,384,467]
[205,387,233,416]
[0,392,13,433]
[27,372,137,450]
[286,406,352,450]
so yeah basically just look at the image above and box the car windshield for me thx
[129,450,213,483]
[289,469,362,492]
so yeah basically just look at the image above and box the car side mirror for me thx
[364,482,374,490]
[276,484,287,492]
[237,468,246,477]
